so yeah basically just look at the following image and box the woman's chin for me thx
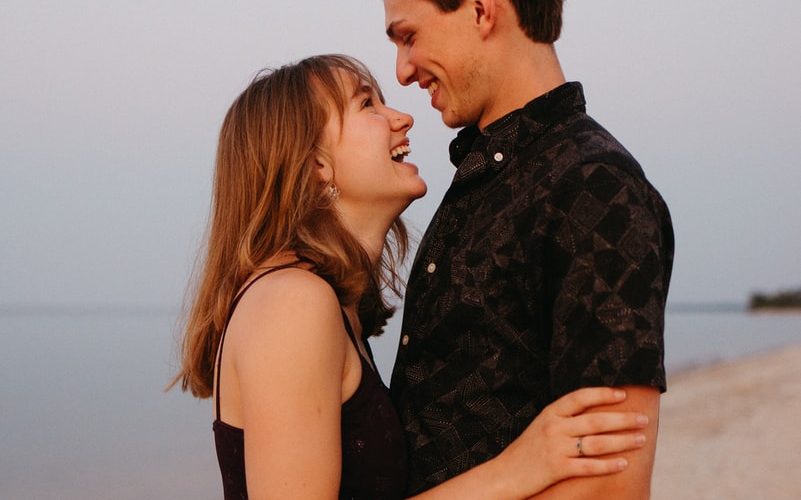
[405,181,428,203]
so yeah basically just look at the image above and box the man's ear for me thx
[472,0,498,39]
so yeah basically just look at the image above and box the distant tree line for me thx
[749,287,801,310]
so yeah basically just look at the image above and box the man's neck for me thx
[478,44,566,130]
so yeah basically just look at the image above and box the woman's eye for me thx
[403,34,414,46]
[362,97,374,108]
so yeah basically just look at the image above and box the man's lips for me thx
[426,80,440,97]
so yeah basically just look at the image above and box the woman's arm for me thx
[232,270,347,499]
[410,387,649,499]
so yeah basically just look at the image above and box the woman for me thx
[173,54,649,499]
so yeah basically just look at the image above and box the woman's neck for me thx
[337,206,395,267]
[352,226,388,267]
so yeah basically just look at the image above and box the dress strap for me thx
[215,260,303,421]
[340,309,359,346]
[340,309,379,373]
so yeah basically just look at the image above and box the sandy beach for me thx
[652,343,801,500]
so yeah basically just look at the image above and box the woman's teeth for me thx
[427,81,439,97]
[390,144,411,162]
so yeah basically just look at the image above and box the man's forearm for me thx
[528,386,660,500]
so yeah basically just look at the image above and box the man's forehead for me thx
[383,0,423,18]
[383,0,425,33]
[383,0,401,20]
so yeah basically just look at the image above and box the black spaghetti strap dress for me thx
[212,263,408,499]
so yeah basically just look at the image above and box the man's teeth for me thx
[427,81,439,97]
[390,144,411,161]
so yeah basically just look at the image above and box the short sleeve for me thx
[543,162,674,396]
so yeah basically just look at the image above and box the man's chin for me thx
[440,110,471,129]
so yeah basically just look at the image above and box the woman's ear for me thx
[314,150,334,184]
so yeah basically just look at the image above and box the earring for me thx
[328,184,340,200]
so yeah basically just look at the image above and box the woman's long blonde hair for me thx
[174,55,408,398]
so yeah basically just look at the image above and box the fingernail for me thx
[614,389,626,400]
[617,459,628,470]
[635,434,646,445]
[636,415,649,426]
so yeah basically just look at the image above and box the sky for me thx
[2,0,800,310]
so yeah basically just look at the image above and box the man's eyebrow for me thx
[385,20,404,41]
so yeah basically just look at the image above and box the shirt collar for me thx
[448,82,587,182]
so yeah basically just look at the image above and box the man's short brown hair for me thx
[428,0,564,43]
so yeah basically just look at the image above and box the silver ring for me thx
[576,436,585,456]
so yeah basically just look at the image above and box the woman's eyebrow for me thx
[351,84,374,99]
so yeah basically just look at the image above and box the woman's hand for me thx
[493,387,649,499]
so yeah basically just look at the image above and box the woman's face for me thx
[323,76,427,220]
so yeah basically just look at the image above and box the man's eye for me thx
[403,34,414,46]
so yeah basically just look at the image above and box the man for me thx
[383,0,674,498]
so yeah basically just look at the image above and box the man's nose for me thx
[395,49,416,86]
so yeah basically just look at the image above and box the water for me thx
[0,311,218,500]
[663,307,801,373]
[1,308,799,499]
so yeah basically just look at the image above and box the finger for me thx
[548,387,627,417]
[564,457,629,478]
[566,411,649,436]
[572,433,646,457]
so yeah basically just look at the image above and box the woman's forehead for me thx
[334,68,382,100]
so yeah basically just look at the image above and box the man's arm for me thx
[529,385,660,499]
[531,161,672,498]
[411,387,651,499]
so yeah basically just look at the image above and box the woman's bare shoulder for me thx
[242,266,337,304]
[228,267,344,351]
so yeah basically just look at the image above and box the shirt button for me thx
[426,262,436,273]
[493,152,504,162]
[401,334,410,346]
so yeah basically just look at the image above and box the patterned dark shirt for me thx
[390,82,674,495]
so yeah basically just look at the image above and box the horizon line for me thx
[0,300,747,317]
[0,303,181,317]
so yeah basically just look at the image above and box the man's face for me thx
[384,0,487,128]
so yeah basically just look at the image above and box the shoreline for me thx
[746,307,801,315]
[665,340,801,379]
[652,342,801,500]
